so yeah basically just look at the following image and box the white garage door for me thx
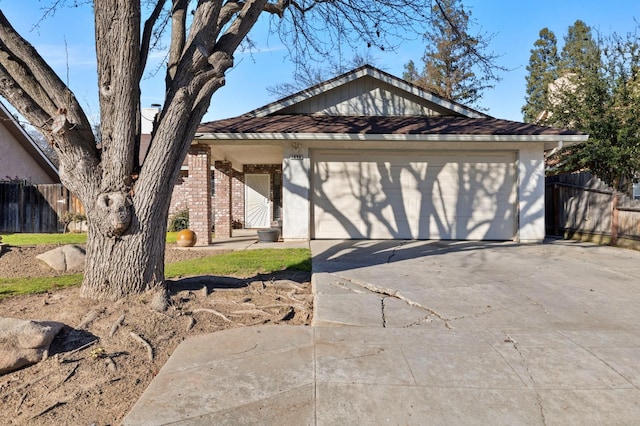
[312,150,516,240]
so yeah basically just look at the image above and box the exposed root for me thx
[185,315,195,331]
[191,308,232,323]
[109,315,125,337]
[129,332,154,362]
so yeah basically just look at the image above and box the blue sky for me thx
[1,1,638,125]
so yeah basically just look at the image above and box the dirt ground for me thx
[0,244,312,425]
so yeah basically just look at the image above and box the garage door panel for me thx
[312,151,516,240]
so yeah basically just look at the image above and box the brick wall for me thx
[231,171,245,228]
[167,160,282,239]
[186,146,212,245]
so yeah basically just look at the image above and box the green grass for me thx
[1,232,207,245]
[1,233,88,245]
[0,274,83,299]
[165,248,312,278]
[0,248,311,299]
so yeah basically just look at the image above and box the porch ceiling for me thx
[208,144,283,170]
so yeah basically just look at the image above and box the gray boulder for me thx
[36,245,86,271]
[0,317,64,375]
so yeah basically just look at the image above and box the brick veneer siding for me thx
[187,146,212,245]
[231,171,245,228]
[168,160,282,239]
[214,160,233,238]
[168,171,189,215]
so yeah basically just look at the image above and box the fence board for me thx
[0,183,84,233]
[546,172,640,244]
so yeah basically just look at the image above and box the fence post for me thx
[553,183,560,236]
[611,192,619,246]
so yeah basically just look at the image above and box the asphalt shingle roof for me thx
[198,115,585,136]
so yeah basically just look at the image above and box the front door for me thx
[245,174,271,228]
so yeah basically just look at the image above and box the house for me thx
[0,100,59,183]
[179,65,588,245]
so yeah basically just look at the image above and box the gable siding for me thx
[279,76,450,117]
[0,126,56,184]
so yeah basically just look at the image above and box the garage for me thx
[312,150,517,240]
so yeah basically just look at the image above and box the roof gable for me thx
[0,100,59,183]
[246,65,489,119]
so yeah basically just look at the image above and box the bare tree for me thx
[0,0,480,301]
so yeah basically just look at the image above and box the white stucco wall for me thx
[282,145,310,240]
[517,144,546,243]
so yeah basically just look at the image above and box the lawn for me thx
[0,233,311,299]
[0,232,215,245]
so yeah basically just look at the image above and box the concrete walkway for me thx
[124,239,640,425]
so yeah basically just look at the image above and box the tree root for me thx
[15,391,27,413]
[185,315,195,331]
[109,315,125,337]
[61,364,78,384]
[30,401,66,420]
[129,332,154,362]
[230,309,270,316]
[77,309,104,330]
[192,308,231,323]
[66,339,98,357]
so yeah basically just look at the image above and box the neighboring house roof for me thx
[0,100,59,183]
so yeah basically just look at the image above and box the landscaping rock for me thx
[0,317,64,375]
[36,245,86,271]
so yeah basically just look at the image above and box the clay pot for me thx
[176,229,197,247]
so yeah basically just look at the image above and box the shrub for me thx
[168,209,189,232]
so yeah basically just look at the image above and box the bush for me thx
[168,209,189,232]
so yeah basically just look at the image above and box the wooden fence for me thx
[546,172,640,248]
[0,183,84,233]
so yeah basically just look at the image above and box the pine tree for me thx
[560,20,601,75]
[402,0,501,108]
[522,28,558,123]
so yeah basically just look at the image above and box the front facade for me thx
[184,66,587,245]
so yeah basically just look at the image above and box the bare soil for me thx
[0,244,312,425]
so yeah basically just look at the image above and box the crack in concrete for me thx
[332,273,453,329]
[386,240,409,264]
[381,297,387,328]
[503,333,547,426]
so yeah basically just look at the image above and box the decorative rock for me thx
[176,229,197,247]
[36,245,86,271]
[0,317,64,375]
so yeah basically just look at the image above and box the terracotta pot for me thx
[176,229,197,247]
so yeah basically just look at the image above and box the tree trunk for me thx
[82,220,166,300]
[80,181,172,300]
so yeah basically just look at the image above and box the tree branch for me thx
[166,0,189,87]
[140,0,168,81]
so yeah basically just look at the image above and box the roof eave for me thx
[196,132,589,146]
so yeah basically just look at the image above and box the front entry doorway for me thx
[245,174,271,228]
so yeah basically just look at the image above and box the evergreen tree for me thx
[522,28,558,123]
[402,0,501,108]
[547,27,640,193]
[560,20,601,75]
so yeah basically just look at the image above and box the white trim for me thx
[196,132,588,144]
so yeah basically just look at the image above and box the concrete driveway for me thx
[124,239,640,425]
